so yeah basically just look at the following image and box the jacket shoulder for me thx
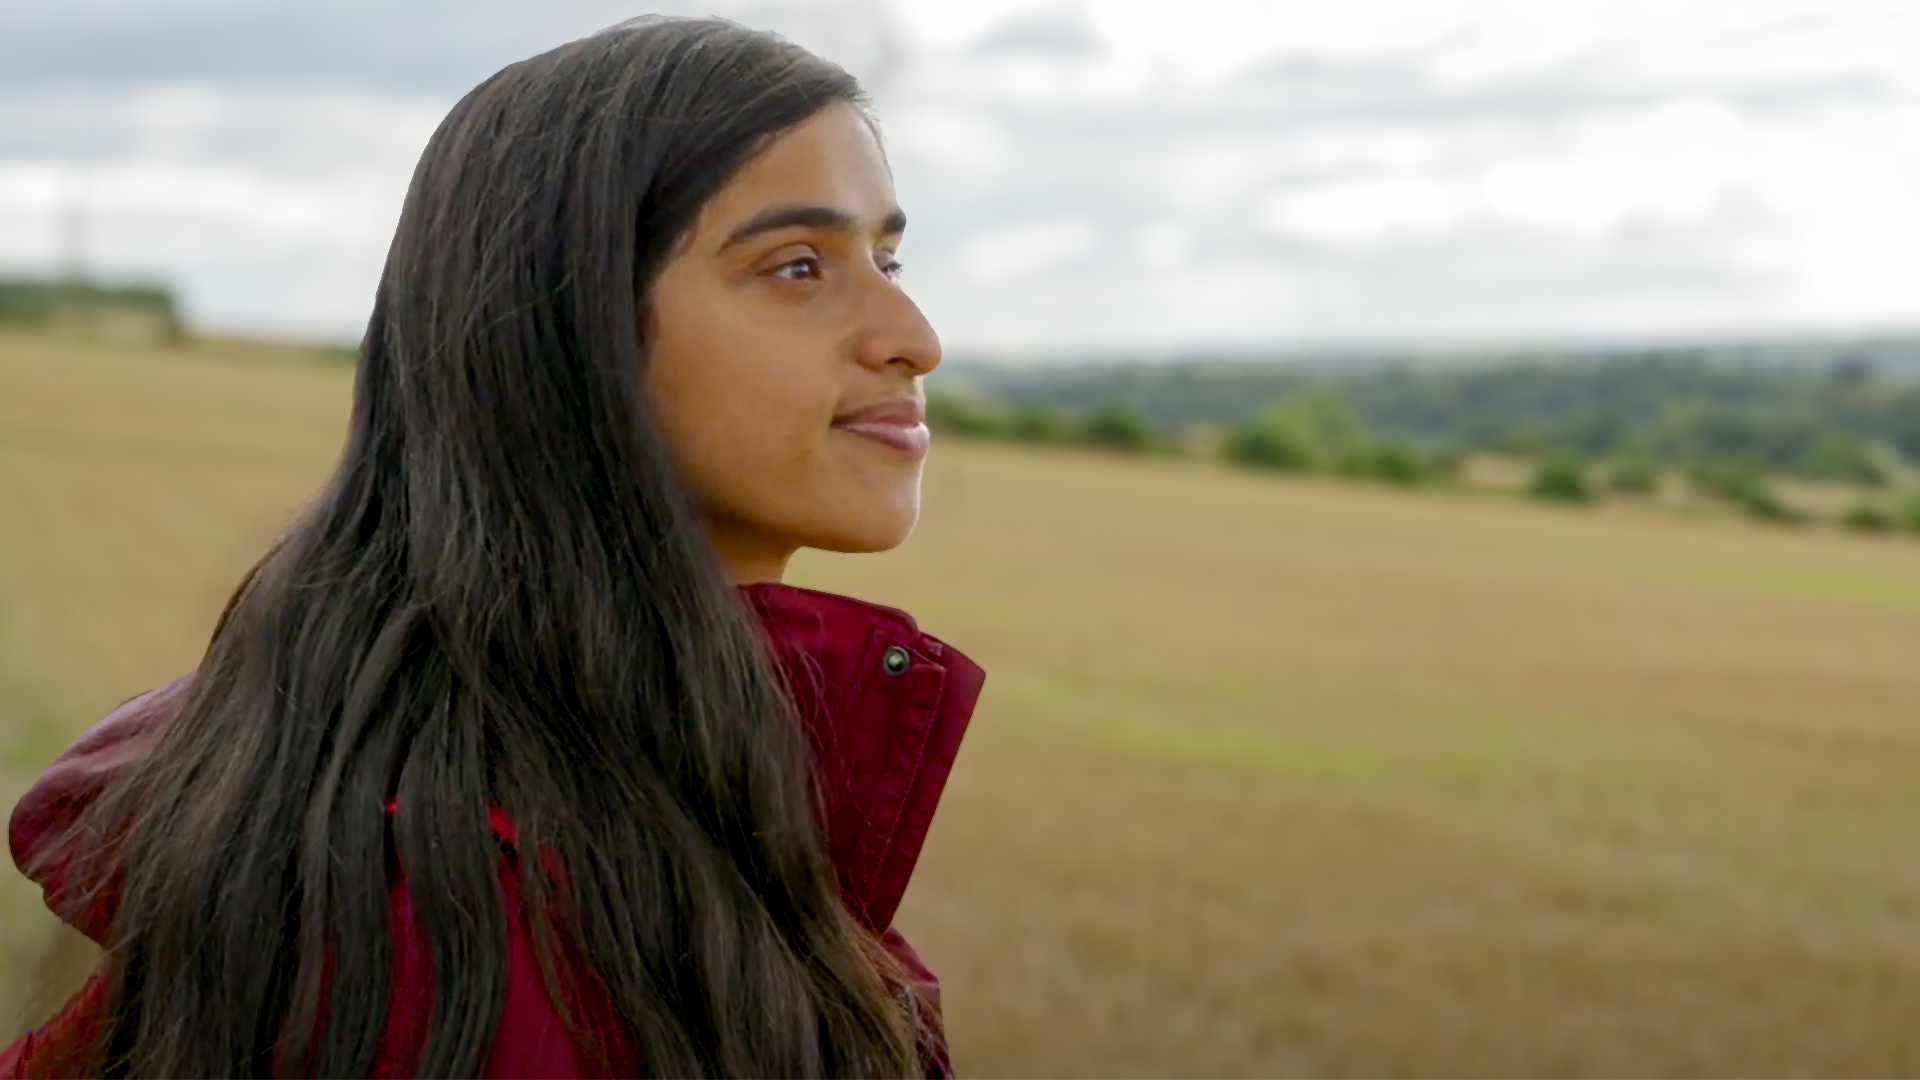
[8,674,196,942]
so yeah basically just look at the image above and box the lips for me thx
[831,397,930,458]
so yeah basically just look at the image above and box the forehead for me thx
[692,103,897,242]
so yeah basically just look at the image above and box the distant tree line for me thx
[927,348,1920,535]
[0,278,183,345]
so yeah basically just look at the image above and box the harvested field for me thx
[5,332,1920,1075]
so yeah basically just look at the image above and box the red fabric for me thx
[0,583,982,1078]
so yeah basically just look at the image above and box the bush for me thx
[1225,423,1313,471]
[928,394,1162,453]
[1528,454,1591,504]
[1425,446,1467,480]
[1339,443,1431,486]
[926,393,1012,438]
[1803,428,1882,485]
[1083,402,1156,452]
[1605,457,1659,494]
[1641,404,1880,484]
[1007,405,1076,443]
[1277,392,1371,463]
[1689,464,1798,523]
[1225,392,1371,473]
[1899,496,1920,534]
[1842,503,1894,532]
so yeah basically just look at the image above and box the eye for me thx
[878,255,905,281]
[771,255,822,281]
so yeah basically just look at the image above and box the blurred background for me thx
[5,1,1920,1075]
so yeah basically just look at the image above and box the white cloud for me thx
[4,0,1920,348]
[886,0,1920,350]
[1259,177,1463,244]
[958,218,1103,280]
[0,83,440,336]
[1128,222,1193,269]
[885,106,1007,175]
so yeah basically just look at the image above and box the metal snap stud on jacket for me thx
[881,645,910,676]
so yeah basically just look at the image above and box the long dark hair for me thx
[62,17,919,1078]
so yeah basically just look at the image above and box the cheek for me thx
[646,298,835,517]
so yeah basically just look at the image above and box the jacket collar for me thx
[9,583,984,939]
[740,583,985,929]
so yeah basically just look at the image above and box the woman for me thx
[2,15,983,1078]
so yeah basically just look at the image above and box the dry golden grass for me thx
[0,332,350,1030]
[6,331,1920,1074]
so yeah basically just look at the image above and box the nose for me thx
[850,278,941,378]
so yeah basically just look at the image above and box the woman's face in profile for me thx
[645,101,941,583]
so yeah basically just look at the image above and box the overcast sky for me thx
[2,0,1918,354]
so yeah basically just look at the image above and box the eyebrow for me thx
[717,204,908,251]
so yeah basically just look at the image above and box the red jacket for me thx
[0,583,984,1078]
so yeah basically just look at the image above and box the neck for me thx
[707,519,794,585]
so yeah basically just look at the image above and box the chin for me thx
[806,505,919,554]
